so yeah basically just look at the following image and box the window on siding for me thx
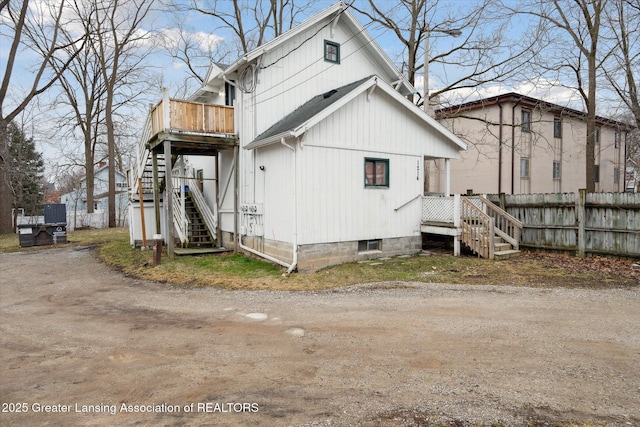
[358,239,381,252]
[553,161,561,180]
[595,127,600,144]
[324,40,340,64]
[520,157,530,178]
[615,132,620,148]
[554,117,562,138]
[364,158,389,187]
[595,165,600,182]
[521,110,531,132]
[614,167,620,184]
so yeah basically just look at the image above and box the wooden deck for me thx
[421,195,522,259]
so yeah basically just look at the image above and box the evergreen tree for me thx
[8,122,45,217]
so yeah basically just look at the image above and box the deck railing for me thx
[131,90,235,197]
[421,194,521,259]
[460,196,494,259]
[478,196,522,249]
[150,97,234,135]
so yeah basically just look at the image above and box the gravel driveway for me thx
[1,247,639,426]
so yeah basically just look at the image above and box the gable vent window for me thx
[324,40,340,64]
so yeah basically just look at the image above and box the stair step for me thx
[494,242,512,251]
[494,249,521,260]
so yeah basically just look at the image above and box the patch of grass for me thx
[4,228,637,290]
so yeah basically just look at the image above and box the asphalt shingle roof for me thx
[252,75,374,143]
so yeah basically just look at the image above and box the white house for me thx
[61,163,129,229]
[433,93,633,195]
[129,2,467,271]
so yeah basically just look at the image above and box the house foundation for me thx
[224,231,421,272]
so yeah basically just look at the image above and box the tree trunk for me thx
[0,120,13,233]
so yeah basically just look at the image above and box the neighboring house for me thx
[61,163,129,229]
[129,1,467,271]
[433,93,633,195]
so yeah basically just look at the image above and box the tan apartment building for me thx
[430,93,632,195]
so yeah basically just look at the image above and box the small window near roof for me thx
[521,110,531,132]
[324,40,340,64]
[554,117,562,138]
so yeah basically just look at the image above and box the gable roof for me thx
[200,2,413,97]
[436,92,634,130]
[250,76,372,145]
[245,75,467,151]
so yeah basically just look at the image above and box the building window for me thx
[615,132,620,148]
[521,110,531,132]
[554,117,562,138]
[520,157,530,178]
[365,158,389,187]
[324,40,340,64]
[595,165,600,183]
[358,239,381,252]
[595,127,600,144]
[614,167,620,184]
[553,161,561,180]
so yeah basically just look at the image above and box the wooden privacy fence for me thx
[487,191,640,257]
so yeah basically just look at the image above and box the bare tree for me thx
[351,0,539,106]
[602,0,640,129]
[0,0,86,232]
[90,0,156,227]
[182,0,314,56]
[48,1,106,215]
[511,0,609,192]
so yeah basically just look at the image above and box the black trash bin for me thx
[17,223,67,247]
[17,224,37,247]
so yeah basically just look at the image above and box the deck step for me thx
[494,242,512,252]
[494,249,521,260]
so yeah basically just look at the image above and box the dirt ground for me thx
[1,247,639,427]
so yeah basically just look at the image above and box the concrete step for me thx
[494,249,521,260]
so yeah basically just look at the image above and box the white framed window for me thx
[553,161,561,180]
[554,117,562,138]
[521,110,531,132]
[520,157,530,178]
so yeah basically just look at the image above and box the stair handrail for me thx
[172,189,190,246]
[185,171,218,236]
[460,196,495,259]
[478,196,522,249]
[131,109,154,196]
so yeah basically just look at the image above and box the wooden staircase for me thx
[460,196,522,260]
[184,192,215,248]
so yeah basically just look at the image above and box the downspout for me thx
[511,98,523,194]
[226,65,294,269]
[280,137,298,274]
[236,138,298,273]
[497,100,503,194]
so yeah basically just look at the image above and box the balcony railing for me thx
[150,97,234,136]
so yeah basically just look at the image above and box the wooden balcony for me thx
[147,97,237,156]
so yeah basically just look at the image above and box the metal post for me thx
[164,139,175,258]
[152,151,161,235]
